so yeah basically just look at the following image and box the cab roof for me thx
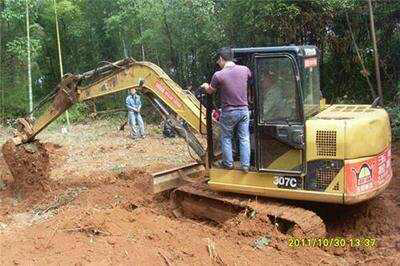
[232,45,317,58]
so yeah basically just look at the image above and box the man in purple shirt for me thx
[201,47,251,172]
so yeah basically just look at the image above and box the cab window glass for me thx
[302,60,321,117]
[257,57,300,123]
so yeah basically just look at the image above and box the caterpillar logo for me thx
[353,164,373,192]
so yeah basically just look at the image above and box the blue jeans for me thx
[128,111,145,138]
[219,108,250,168]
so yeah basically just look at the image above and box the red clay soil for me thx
[0,171,335,265]
[1,140,51,198]
[315,143,400,265]
[0,141,67,214]
[0,135,399,265]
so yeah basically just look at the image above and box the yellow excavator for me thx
[9,45,392,237]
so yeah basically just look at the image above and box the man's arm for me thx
[201,83,216,94]
[137,95,142,112]
[247,67,252,79]
[126,96,138,112]
[201,72,219,94]
[247,67,253,87]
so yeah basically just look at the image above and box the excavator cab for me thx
[206,45,392,205]
[207,46,319,175]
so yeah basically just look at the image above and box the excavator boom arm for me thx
[77,59,206,133]
[15,58,207,158]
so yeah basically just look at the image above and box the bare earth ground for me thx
[0,120,399,265]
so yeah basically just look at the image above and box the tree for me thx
[0,0,399,121]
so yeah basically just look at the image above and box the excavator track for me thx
[171,180,326,237]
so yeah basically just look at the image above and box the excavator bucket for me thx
[2,139,51,197]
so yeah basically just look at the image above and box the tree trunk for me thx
[368,0,383,105]
[53,0,70,126]
[121,31,128,58]
[26,0,33,118]
[0,17,3,122]
[161,2,178,74]
[139,23,145,60]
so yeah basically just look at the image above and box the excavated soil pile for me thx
[2,139,51,196]
[42,142,66,170]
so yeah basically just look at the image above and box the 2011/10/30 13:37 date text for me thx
[288,238,377,248]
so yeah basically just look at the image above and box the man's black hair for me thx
[217,47,233,61]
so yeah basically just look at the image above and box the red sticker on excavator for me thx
[304,57,317,68]
[345,147,392,195]
[155,81,183,108]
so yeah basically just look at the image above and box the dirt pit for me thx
[1,140,51,197]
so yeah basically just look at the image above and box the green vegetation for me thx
[1,0,399,135]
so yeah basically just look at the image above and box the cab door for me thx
[254,54,306,175]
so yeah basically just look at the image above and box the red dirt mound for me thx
[42,142,66,170]
[1,140,51,197]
